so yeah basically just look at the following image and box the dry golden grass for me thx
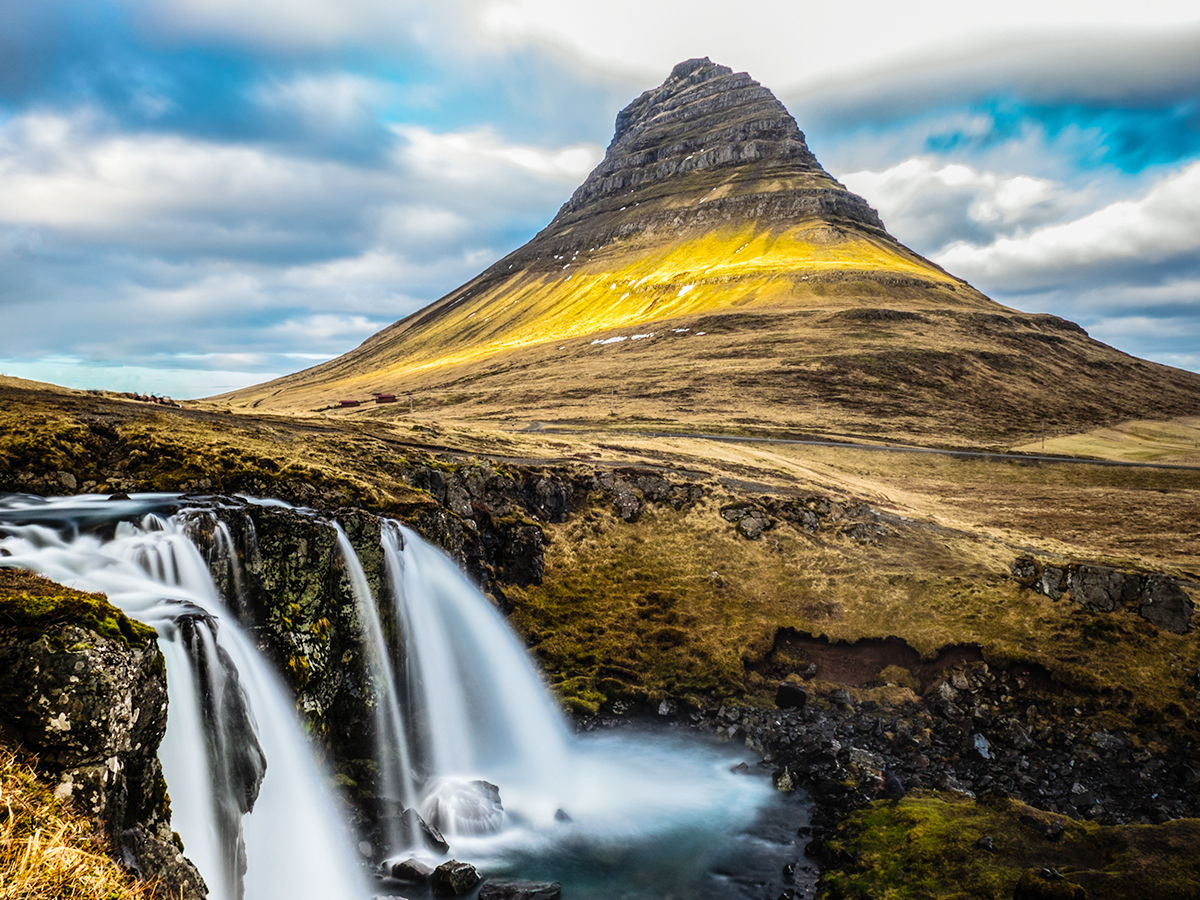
[0,748,158,900]
[1013,416,1200,465]
[508,491,1200,716]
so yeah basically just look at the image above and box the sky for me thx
[1,1,1198,397]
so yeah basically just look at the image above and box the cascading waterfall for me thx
[381,520,575,832]
[0,496,366,900]
[331,525,417,836]
[1,493,797,899]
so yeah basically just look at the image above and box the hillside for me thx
[218,58,1200,446]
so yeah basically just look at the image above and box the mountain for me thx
[220,59,1200,446]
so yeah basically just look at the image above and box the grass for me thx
[0,747,159,900]
[505,491,1200,717]
[0,569,156,649]
[818,792,1200,899]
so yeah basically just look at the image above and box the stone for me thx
[399,808,450,853]
[478,880,563,900]
[1139,576,1194,633]
[431,860,482,895]
[737,513,770,539]
[1067,564,1129,612]
[1039,565,1067,600]
[387,857,435,881]
[775,682,808,709]
[421,778,504,837]
[613,486,640,521]
[1010,556,1038,587]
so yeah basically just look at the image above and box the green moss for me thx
[0,569,155,648]
[818,793,1200,899]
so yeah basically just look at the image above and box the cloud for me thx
[842,158,1063,252]
[477,1,1200,94]
[0,105,605,392]
[936,161,1200,292]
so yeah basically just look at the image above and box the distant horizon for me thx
[2,2,1198,396]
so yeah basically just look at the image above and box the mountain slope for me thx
[220,59,1200,446]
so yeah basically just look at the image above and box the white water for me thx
[331,525,416,824]
[382,521,575,829]
[0,497,366,900]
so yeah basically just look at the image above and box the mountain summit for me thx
[221,60,1200,444]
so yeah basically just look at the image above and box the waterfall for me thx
[331,524,417,835]
[380,521,573,832]
[0,497,367,900]
[1,493,789,899]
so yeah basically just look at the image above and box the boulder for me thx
[775,682,808,709]
[1067,564,1129,612]
[399,808,450,853]
[431,860,482,895]
[387,857,435,882]
[1139,576,1194,634]
[420,778,504,836]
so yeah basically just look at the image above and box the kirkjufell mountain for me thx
[221,58,1200,445]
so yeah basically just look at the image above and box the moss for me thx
[0,569,156,648]
[818,793,1200,899]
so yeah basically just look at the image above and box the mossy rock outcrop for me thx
[0,569,205,899]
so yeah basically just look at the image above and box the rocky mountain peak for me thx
[556,57,824,222]
[549,57,878,236]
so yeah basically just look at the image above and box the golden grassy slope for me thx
[220,218,974,411]
[0,748,157,900]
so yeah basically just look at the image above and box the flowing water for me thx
[0,494,809,899]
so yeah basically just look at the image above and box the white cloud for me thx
[476,0,1200,91]
[842,158,1061,252]
[392,124,601,184]
[252,72,392,130]
[268,313,388,344]
[936,161,1200,291]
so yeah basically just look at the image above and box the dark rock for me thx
[1040,566,1067,600]
[1011,556,1038,587]
[1067,564,1129,612]
[399,808,450,853]
[478,879,563,900]
[0,584,206,899]
[387,857,435,882]
[829,689,854,709]
[880,769,905,801]
[613,486,640,521]
[775,682,808,709]
[431,860,482,895]
[737,512,771,539]
[975,834,995,852]
[1139,576,1194,633]
[554,808,572,822]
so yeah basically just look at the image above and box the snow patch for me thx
[672,327,690,333]
[631,333,655,340]
[677,284,695,298]
[590,335,628,345]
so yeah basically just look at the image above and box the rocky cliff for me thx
[0,569,206,898]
